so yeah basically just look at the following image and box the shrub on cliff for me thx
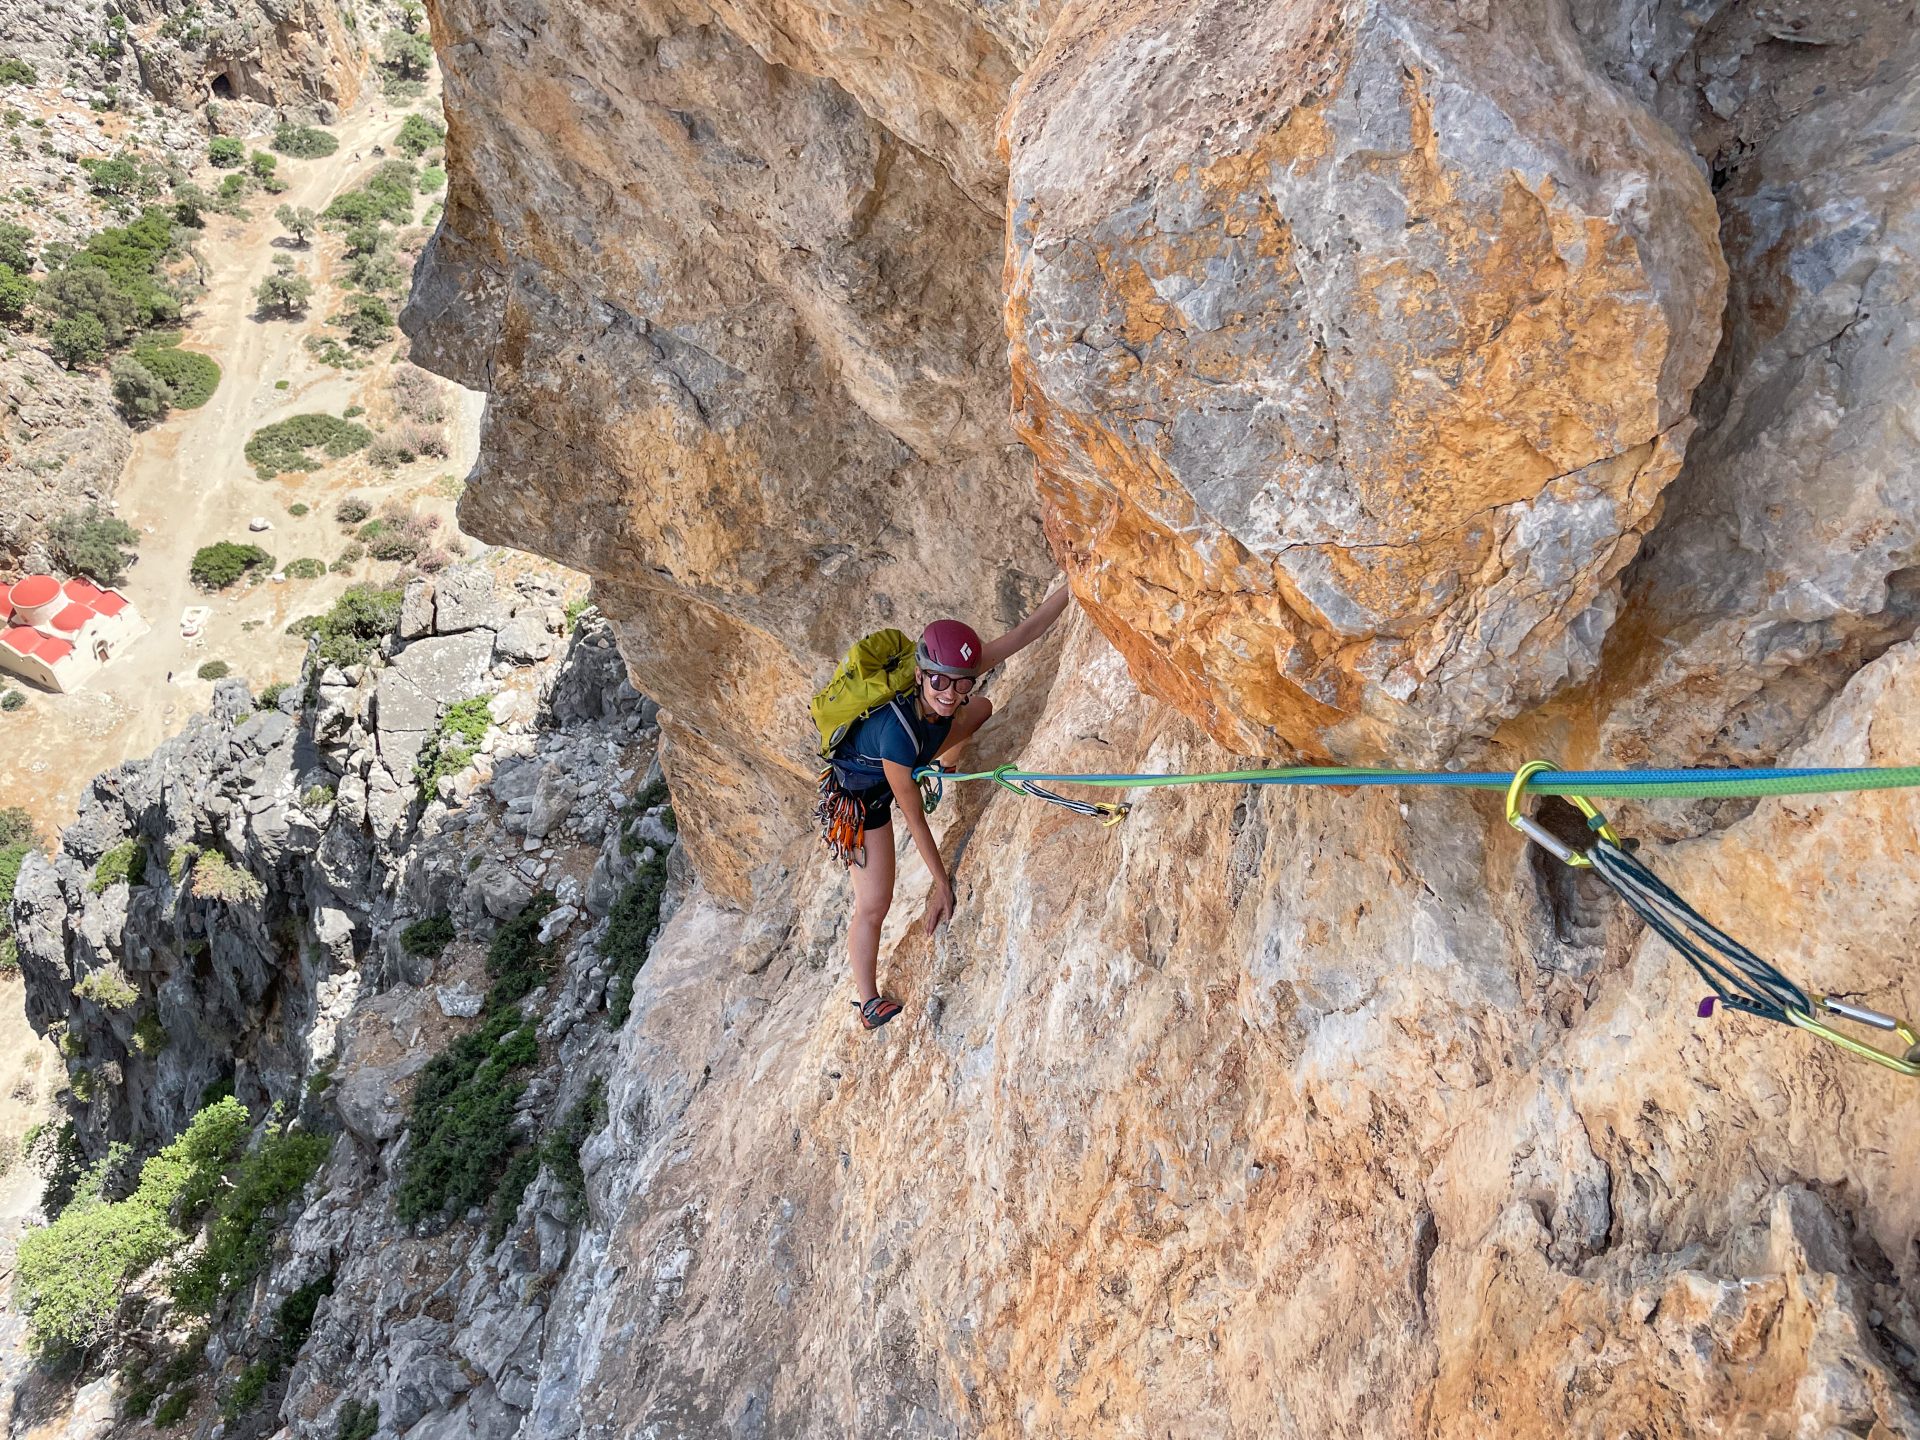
[13,1099,247,1354]
[170,1119,332,1314]
[0,837,32,971]
[286,582,403,670]
[604,852,670,1026]
[485,891,557,1008]
[89,837,146,893]
[400,914,454,959]
[73,970,138,1010]
[395,1006,539,1223]
[207,137,244,169]
[190,851,265,906]
[0,56,37,86]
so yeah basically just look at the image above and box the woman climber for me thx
[821,584,1071,1030]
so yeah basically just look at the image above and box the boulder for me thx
[1004,0,1727,759]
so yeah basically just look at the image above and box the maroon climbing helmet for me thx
[917,619,982,677]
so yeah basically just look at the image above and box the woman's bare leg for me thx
[847,820,896,1003]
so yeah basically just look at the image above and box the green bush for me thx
[47,505,138,586]
[248,150,277,179]
[323,160,417,226]
[277,1270,334,1356]
[152,1388,194,1427]
[190,851,265,905]
[400,913,454,958]
[14,1101,246,1354]
[73,970,138,1009]
[604,852,669,1026]
[36,209,181,358]
[189,541,272,590]
[131,343,220,408]
[286,582,402,670]
[0,261,30,323]
[0,57,34,85]
[288,502,310,516]
[110,353,172,421]
[485,891,556,1009]
[284,557,325,579]
[414,696,491,797]
[207,137,245,168]
[335,293,395,350]
[395,114,444,156]
[334,496,370,524]
[245,413,373,479]
[0,837,31,971]
[271,124,338,158]
[90,837,146,894]
[336,1399,379,1440]
[487,1147,539,1244]
[301,783,335,809]
[220,1358,272,1420]
[256,683,288,710]
[0,689,25,713]
[133,1012,168,1055]
[416,164,446,193]
[170,1122,332,1314]
[165,842,199,884]
[395,1006,539,1223]
[197,660,230,681]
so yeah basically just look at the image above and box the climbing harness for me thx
[813,765,950,868]
[912,757,1920,1077]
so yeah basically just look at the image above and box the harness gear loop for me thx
[1505,759,1621,869]
[1786,997,1920,1078]
[814,767,867,868]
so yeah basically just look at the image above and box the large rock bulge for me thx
[1005,0,1727,759]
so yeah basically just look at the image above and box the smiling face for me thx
[917,669,970,720]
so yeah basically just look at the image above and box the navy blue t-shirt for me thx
[833,698,952,792]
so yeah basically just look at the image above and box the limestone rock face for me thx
[1004,0,1726,760]
[0,344,132,573]
[1590,59,1920,768]
[118,0,366,118]
[403,0,1056,904]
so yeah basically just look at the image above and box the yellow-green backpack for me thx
[810,629,917,759]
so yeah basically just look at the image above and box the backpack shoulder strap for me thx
[886,698,918,756]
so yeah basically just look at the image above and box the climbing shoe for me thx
[854,996,903,1030]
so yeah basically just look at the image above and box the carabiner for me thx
[1786,995,1920,1078]
[1504,759,1622,869]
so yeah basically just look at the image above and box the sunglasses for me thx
[923,672,976,695]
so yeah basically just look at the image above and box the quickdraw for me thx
[815,768,867,868]
[1507,761,1920,1078]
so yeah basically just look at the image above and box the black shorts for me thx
[858,785,894,830]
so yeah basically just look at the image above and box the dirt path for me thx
[0,86,484,840]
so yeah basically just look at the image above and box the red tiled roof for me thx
[10,574,57,608]
[91,590,127,617]
[0,594,11,624]
[32,634,72,663]
[51,603,90,633]
[62,577,103,605]
[0,624,38,655]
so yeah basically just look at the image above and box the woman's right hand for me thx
[925,876,955,934]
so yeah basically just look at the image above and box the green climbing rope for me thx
[919,761,1920,802]
[910,756,1920,1078]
